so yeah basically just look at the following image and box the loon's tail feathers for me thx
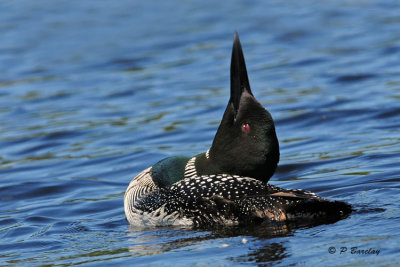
[190,191,351,226]
[130,175,352,227]
[233,193,352,225]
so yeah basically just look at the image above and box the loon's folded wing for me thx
[127,175,351,227]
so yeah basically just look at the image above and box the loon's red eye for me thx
[242,123,250,133]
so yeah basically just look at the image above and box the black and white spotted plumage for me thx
[125,174,351,227]
[124,156,199,223]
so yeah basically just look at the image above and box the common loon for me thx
[124,32,351,227]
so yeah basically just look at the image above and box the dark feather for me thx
[133,175,351,227]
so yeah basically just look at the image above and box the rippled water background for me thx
[1,0,400,266]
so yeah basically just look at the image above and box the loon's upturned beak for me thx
[230,32,254,116]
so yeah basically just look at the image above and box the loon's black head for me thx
[208,32,279,182]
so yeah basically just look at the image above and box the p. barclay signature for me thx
[328,246,380,256]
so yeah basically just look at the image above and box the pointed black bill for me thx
[230,32,253,115]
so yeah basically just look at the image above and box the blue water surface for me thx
[1,0,400,266]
